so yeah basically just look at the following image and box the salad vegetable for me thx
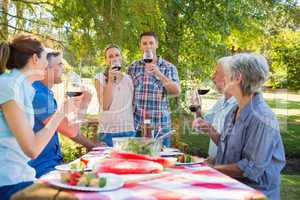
[61,171,107,187]
[177,154,194,163]
[116,138,161,156]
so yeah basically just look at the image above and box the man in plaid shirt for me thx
[128,32,180,146]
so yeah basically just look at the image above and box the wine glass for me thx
[111,59,121,71]
[143,49,153,64]
[198,78,213,95]
[186,89,202,118]
[111,59,121,83]
[66,72,83,97]
[65,72,84,123]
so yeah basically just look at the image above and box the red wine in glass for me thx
[143,50,153,64]
[144,58,153,63]
[197,89,210,95]
[189,105,201,112]
[112,66,121,71]
[66,91,83,97]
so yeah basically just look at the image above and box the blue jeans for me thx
[100,131,136,147]
[0,181,33,200]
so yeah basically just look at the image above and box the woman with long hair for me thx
[94,44,135,146]
[0,34,81,200]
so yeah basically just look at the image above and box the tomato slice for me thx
[80,158,89,167]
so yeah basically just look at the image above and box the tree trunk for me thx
[15,1,24,32]
[0,0,9,40]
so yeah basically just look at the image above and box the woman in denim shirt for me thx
[193,53,285,200]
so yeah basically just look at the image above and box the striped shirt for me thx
[128,57,179,131]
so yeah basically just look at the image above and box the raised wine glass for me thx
[143,49,153,64]
[187,89,202,118]
[111,59,121,83]
[198,78,213,95]
[111,59,121,71]
[65,72,84,123]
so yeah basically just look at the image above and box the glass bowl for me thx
[112,137,162,156]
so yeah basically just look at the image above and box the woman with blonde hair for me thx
[0,34,81,200]
[94,44,135,146]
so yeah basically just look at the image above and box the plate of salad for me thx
[40,170,124,192]
[175,154,206,166]
[55,157,93,172]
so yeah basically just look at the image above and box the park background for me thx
[1,0,300,199]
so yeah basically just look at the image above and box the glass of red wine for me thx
[111,59,121,71]
[111,60,121,83]
[66,72,84,123]
[187,89,202,118]
[198,78,213,95]
[143,49,153,64]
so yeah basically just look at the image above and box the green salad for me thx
[118,138,160,156]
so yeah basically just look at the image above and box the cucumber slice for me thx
[98,177,107,188]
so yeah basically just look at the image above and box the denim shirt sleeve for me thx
[237,117,280,183]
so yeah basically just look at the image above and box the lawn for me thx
[281,175,300,199]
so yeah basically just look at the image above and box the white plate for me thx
[55,164,93,172]
[163,147,180,152]
[175,157,206,166]
[55,156,107,172]
[92,146,112,151]
[40,171,124,192]
[159,148,182,157]
[159,151,183,157]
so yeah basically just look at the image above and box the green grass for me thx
[281,174,300,200]
[266,99,300,110]
[281,124,300,158]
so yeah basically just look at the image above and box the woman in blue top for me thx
[193,53,286,200]
[0,34,82,200]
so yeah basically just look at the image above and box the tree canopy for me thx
[0,0,299,90]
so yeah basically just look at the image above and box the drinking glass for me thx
[65,72,84,123]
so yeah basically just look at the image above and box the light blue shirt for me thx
[0,69,36,186]
[204,96,236,158]
[215,93,286,200]
[204,96,237,158]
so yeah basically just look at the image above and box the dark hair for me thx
[139,32,158,42]
[0,33,44,74]
[47,51,61,61]
[103,44,121,83]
